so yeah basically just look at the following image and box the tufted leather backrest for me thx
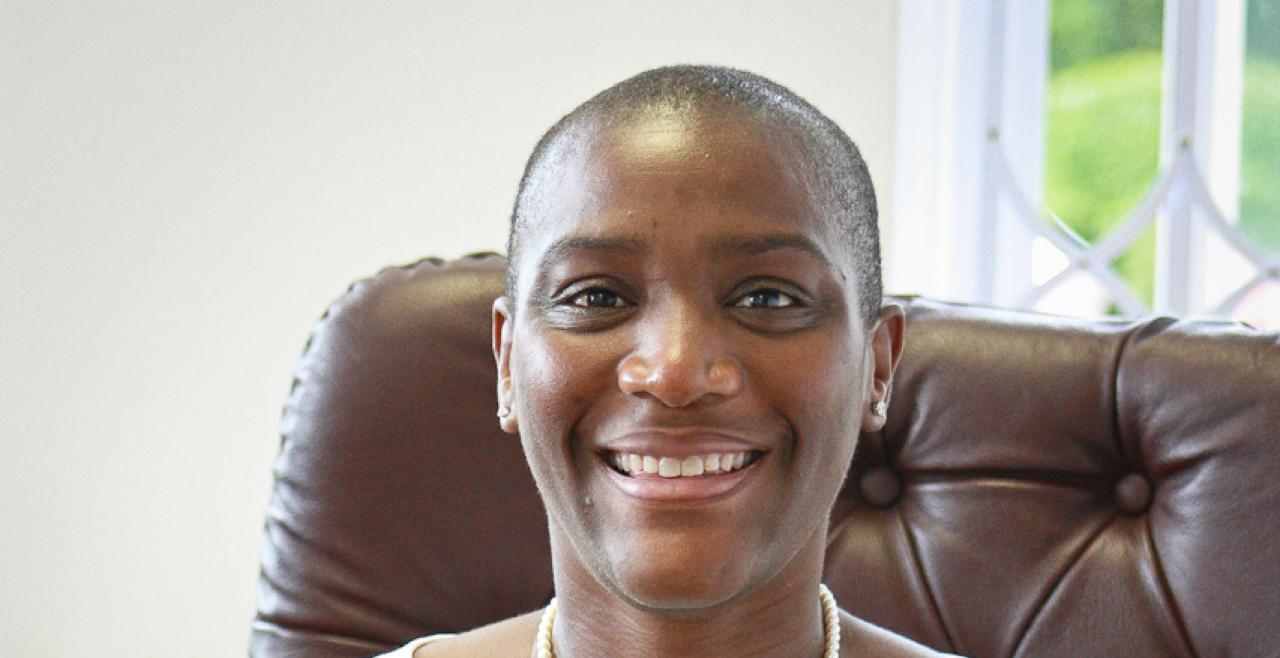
[252,255,1280,657]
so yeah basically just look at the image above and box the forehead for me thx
[517,110,848,281]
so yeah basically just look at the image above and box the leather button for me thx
[1115,473,1152,515]
[859,466,902,508]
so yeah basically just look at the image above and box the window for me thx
[892,0,1280,328]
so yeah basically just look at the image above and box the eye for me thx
[570,288,628,308]
[733,289,798,309]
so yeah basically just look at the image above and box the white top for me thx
[374,633,457,657]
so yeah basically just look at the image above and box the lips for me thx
[594,429,769,503]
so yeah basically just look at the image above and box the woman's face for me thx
[495,111,896,610]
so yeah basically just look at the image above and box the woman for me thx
[383,65,953,657]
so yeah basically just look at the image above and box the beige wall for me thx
[0,2,898,655]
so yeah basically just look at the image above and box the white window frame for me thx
[892,0,1278,318]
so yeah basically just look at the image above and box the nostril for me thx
[617,355,655,396]
[617,353,742,407]
[707,357,743,396]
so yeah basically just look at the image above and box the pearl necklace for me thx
[532,584,842,658]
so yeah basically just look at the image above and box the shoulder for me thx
[842,611,960,657]
[411,609,542,657]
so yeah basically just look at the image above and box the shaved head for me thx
[507,65,882,325]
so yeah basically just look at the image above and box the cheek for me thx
[752,332,865,492]
[754,327,864,420]
[511,329,621,474]
[809,342,866,455]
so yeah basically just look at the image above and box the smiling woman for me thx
[379,66,951,658]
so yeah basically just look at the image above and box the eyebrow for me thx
[540,235,648,264]
[533,235,648,285]
[711,233,834,269]
[532,231,835,283]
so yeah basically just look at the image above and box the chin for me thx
[600,533,761,612]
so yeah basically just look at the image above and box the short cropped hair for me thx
[506,65,882,326]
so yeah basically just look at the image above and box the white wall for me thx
[0,2,898,655]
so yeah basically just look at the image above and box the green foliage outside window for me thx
[1240,58,1280,254]
[1050,0,1163,73]
[1044,50,1161,305]
[1044,0,1279,310]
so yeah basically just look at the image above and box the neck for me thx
[546,527,830,658]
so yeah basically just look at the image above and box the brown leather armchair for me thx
[252,254,1280,657]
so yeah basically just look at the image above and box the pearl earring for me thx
[497,404,511,419]
[872,401,887,418]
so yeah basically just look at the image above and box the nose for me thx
[616,303,743,407]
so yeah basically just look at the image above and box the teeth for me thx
[611,451,755,478]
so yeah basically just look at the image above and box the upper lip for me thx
[595,428,771,458]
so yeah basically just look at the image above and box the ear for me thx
[861,303,906,433]
[492,296,519,434]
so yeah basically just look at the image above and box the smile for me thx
[606,451,762,478]
[598,448,767,504]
